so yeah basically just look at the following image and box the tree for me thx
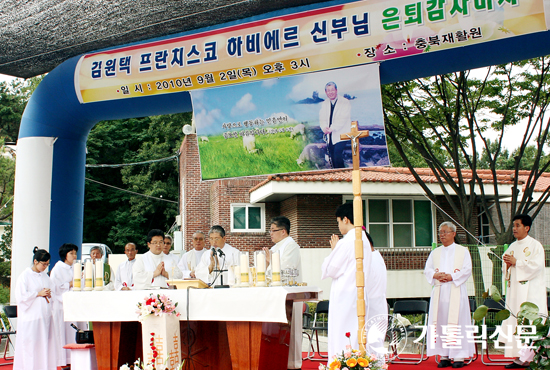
[383,56,550,297]
[84,112,191,253]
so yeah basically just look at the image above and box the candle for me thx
[256,251,267,286]
[233,265,241,286]
[84,260,93,290]
[240,252,250,286]
[271,251,282,286]
[73,262,82,290]
[95,261,103,288]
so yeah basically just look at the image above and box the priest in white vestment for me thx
[177,231,207,278]
[424,222,475,369]
[263,216,303,369]
[51,243,88,367]
[14,248,57,370]
[163,234,180,265]
[133,229,183,289]
[364,232,388,358]
[500,214,547,369]
[115,242,137,290]
[195,225,239,286]
[321,203,372,361]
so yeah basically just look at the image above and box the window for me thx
[478,211,491,244]
[344,197,434,248]
[231,203,265,232]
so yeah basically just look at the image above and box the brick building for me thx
[179,134,550,297]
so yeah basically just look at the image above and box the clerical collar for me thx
[331,98,338,106]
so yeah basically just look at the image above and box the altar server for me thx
[133,229,183,289]
[195,225,239,286]
[51,243,87,367]
[177,231,207,278]
[424,222,474,368]
[115,242,137,290]
[321,203,372,361]
[262,216,303,369]
[500,214,547,369]
[14,247,57,370]
[365,232,388,357]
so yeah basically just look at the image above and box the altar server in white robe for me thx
[14,247,57,370]
[163,235,180,265]
[51,243,88,367]
[500,214,547,369]
[263,216,303,369]
[133,229,183,289]
[195,225,239,286]
[321,203,372,361]
[115,242,137,290]
[424,222,474,369]
[178,231,207,278]
[364,232,388,358]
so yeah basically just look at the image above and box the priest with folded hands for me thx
[133,229,183,289]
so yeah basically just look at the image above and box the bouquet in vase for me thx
[136,293,181,322]
[319,333,387,370]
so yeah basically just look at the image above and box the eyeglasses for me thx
[149,241,165,245]
[438,231,455,235]
[193,238,205,241]
[270,229,284,233]
[38,261,50,267]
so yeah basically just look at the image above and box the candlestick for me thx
[84,260,93,291]
[240,252,250,287]
[73,261,82,291]
[271,251,282,286]
[256,251,267,287]
[94,261,104,290]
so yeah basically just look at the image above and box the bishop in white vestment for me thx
[500,214,547,366]
[263,216,303,369]
[177,231,207,278]
[424,222,474,368]
[115,242,137,290]
[14,251,57,370]
[133,230,183,289]
[321,203,372,361]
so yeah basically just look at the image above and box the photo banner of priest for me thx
[75,0,546,103]
[191,63,389,180]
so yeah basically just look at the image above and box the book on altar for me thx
[167,279,210,289]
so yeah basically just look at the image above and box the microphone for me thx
[211,247,216,256]
[218,249,225,257]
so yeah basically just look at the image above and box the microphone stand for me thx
[213,250,229,289]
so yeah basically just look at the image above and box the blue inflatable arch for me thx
[11,0,550,290]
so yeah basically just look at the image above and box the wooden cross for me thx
[340,121,369,352]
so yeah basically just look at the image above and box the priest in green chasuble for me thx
[500,214,547,369]
[424,222,475,368]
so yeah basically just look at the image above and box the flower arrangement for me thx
[136,293,181,322]
[319,333,387,370]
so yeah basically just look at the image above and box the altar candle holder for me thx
[73,260,82,291]
[255,250,267,287]
[271,251,282,286]
[84,259,94,291]
[239,252,250,287]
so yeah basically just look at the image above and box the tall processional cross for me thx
[340,121,369,352]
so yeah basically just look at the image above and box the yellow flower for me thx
[329,361,341,370]
[357,357,369,367]
[346,358,358,367]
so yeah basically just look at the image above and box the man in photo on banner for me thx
[319,81,351,169]
[178,231,207,279]
[424,222,475,368]
[321,203,372,360]
[499,214,547,369]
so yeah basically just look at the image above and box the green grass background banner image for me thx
[191,63,389,180]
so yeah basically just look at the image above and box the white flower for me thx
[119,365,130,370]
[144,363,154,370]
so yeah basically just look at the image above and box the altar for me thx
[64,287,320,370]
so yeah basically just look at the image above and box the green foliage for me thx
[0,224,12,287]
[0,285,9,304]
[84,113,191,253]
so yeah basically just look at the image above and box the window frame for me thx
[230,203,266,233]
[342,195,435,248]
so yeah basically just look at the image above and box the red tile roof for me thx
[250,167,550,193]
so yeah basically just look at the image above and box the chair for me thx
[480,299,513,366]
[388,300,429,365]
[303,300,329,361]
[0,305,17,366]
[302,303,315,357]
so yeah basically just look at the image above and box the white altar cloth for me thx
[63,286,320,324]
